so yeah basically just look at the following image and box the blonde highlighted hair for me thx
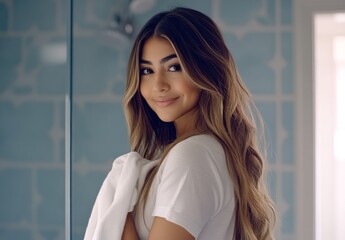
[124,7,275,240]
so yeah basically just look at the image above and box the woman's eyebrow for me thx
[140,53,177,65]
[160,54,177,64]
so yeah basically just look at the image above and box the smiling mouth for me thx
[153,97,178,107]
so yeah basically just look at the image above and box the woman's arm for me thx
[122,213,139,240]
[148,217,195,240]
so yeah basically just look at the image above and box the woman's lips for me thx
[153,97,178,107]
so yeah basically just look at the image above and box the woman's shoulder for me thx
[164,134,225,168]
[172,134,223,154]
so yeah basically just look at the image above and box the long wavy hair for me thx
[123,7,275,240]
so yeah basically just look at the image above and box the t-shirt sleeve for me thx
[152,138,225,238]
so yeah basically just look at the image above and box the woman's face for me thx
[139,36,200,137]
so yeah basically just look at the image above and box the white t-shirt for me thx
[135,134,235,239]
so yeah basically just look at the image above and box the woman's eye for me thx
[168,64,182,72]
[140,68,152,75]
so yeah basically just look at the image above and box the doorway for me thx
[314,12,345,240]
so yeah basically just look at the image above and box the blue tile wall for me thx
[38,230,64,240]
[72,171,108,233]
[0,0,67,239]
[224,32,276,94]
[0,2,8,31]
[282,102,294,165]
[220,0,275,25]
[0,37,21,94]
[0,169,32,224]
[282,31,294,94]
[281,0,293,25]
[37,169,65,226]
[134,0,212,25]
[0,229,33,240]
[12,0,56,31]
[73,37,120,94]
[282,172,295,235]
[73,102,129,163]
[0,102,54,162]
[0,0,296,239]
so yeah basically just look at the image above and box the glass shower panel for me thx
[0,0,68,239]
[70,0,131,239]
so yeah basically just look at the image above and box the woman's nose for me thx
[153,72,169,92]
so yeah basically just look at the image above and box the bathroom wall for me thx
[0,0,68,239]
[0,0,294,239]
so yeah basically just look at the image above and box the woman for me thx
[122,7,275,240]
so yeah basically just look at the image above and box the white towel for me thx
[84,152,158,240]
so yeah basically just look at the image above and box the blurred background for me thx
[0,0,344,239]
